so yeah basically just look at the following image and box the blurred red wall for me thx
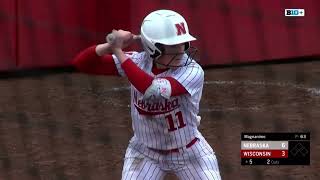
[0,0,17,71]
[129,0,320,65]
[1,0,319,71]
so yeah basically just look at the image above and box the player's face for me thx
[157,43,185,68]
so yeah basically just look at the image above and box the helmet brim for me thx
[156,34,196,45]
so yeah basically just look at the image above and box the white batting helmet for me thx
[140,9,196,59]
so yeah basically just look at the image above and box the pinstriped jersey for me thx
[113,52,204,150]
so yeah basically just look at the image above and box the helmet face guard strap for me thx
[149,43,164,59]
[153,47,198,68]
[150,49,161,59]
[149,42,190,60]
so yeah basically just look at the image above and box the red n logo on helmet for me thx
[175,22,186,35]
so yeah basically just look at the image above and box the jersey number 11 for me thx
[165,111,186,132]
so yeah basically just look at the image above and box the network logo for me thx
[290,143,309,157]
[285,9,305,16]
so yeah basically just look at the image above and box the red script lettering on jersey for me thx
[133,92,180,115]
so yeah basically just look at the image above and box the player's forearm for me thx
[72,45,119,75]
[95,43,113,56]
[111,48,187,96]
[112,48,129,64]
[111,47,154,93]
[120,58,187,96]
[121,58,154,94]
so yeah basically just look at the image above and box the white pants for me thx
[121,137,221,180]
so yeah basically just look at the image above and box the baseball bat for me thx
[106,33,140,44]
[106,33,116,44]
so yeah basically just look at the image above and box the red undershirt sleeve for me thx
[164,77,188,96]
[72,45,119,76]
[121,59,188,96]
[121,59,153,94]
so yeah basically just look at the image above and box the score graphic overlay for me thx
[241,133,310,165]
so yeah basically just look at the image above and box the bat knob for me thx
[106,33,115,44]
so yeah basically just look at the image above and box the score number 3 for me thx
[165,111,186,131]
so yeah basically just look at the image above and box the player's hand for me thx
[107,29,136,50]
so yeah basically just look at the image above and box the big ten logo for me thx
[285,9,305,16]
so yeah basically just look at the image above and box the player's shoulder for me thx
[179,59,204,74]
[171,58,204,79]
[187,59,203,71]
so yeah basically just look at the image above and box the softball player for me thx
[73,9,221,180]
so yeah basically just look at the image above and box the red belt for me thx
[149,138,198,155]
